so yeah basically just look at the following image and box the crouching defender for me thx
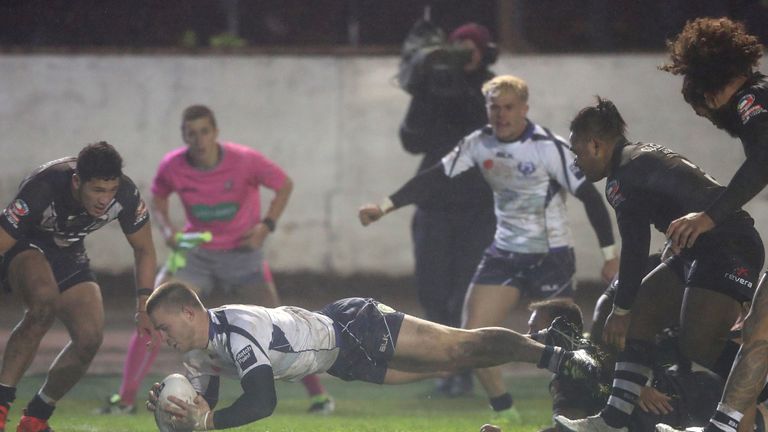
[555,98,764,432]
[144,281,601,430]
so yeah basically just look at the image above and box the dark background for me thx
[1,0,766,52]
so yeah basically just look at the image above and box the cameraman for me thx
[398,22,497,397]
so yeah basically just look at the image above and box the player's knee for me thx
[73,328,104,360]
[451,329,497,362]
[24,298,57,330]
[443,339,474,368]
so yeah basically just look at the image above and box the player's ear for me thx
[181,304,194,320]
[72,173,81,190]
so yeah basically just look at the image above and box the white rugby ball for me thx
[154,373,198,432]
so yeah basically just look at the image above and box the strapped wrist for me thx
[196,410,211,430]
[379,197,395,214]
[601,245,618,261]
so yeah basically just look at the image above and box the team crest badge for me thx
[605,179,625,208]
[517,161,536,176]
[737,93,766,125]
[11,199,29,217]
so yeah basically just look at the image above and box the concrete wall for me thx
[1,53,766,279]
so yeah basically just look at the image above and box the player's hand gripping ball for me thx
[151,374,198,432]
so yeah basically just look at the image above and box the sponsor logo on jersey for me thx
[190,202,239,222]
[724,267,753,288]
[483,159,494,170]
[737,93,766,125]
[494,151,514,159]
[517,161,536,176]
[605,179,625,208]
[235,345,258,370]
[3,211,19,228]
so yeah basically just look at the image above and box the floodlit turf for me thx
[8,373,554,432]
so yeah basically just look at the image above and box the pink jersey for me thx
[152,141,287,250]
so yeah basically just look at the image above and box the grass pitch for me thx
[9,373,554,432]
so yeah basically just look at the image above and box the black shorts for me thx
[471,243,575,299]
[320,297,405,384]
[666,226,764,303]
[0,239,95,293]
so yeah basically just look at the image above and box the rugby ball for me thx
[154,373,198,432]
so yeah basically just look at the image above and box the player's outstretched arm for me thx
[574,182,618,282]
[359,162,463,226]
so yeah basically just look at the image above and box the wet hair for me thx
[146,281,205,316]
[76,141,123,182]
[528,298,584,333]
[182,104,217,129]
[570,96,627,143]
[481,75,528,102]
[660,17,763,96]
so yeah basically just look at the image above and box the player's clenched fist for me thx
[358,204,384,226]
[358,197,395,226]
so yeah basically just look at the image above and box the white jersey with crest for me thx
[182,305,339,394]
[442,122,586,253]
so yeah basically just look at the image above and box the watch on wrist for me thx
[261,217,276,232]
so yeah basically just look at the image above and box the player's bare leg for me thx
[390,314,550,371]
[557,264,684,432]
[40,281,104,400]
[0,250,59,386]
[679,287,740,368]
[462,283,521,398]
[719,273,768,432]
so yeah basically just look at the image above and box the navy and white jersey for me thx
[0,157,149,249]
[442,121,586,253]
[183,305,338,394]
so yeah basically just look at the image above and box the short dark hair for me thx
[76,141,123,182]
[146,282,205,316]
[182,105,217,129]
[660,17,763,96]
[528,298,583,333]
[570,96,627,144]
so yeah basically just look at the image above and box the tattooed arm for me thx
[722,278,768,413]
